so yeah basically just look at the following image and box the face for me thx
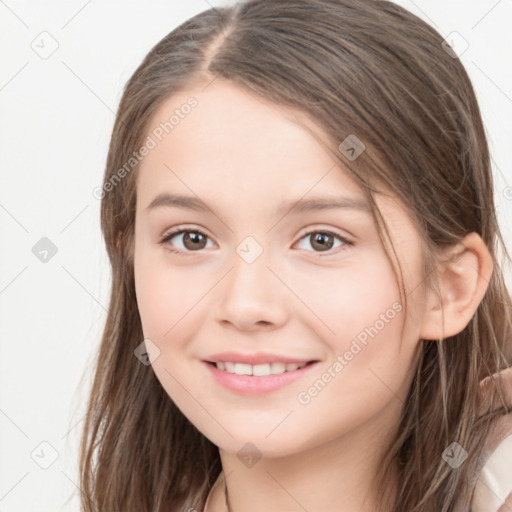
[133,79,427,458]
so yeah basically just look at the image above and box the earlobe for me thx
[420,232,493,341]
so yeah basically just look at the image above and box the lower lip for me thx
[202,361,320,395]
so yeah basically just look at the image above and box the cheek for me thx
[134,247,206,343]
[295,253,402,352]
[292,254,412,408]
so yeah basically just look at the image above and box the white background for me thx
[0,1,511,510]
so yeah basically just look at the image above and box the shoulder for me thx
[470,366,512,512]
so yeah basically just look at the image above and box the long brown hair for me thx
[78,1,512,510]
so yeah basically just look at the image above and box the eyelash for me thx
[158,226,353,257]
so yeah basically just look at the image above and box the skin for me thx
[132,79,493,512]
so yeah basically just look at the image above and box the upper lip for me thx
[204,351,319,365]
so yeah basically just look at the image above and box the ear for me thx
[420,232,493,340]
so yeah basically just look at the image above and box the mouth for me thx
[202,359,321,395]
[205,360,318,376]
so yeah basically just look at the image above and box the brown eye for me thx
[310,232,335,251]
[159,229,213,253]
[181,231,207,250]
[295,230,352,256]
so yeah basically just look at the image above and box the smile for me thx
[203,360,320,395]
[213,361,308,376]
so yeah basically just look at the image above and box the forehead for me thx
[136,79,367,209]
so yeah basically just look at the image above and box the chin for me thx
[207,429,314,461]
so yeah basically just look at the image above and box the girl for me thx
[79,1,512,511]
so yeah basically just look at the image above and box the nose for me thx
[214,249,289,331]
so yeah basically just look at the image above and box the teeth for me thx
[215,361,308,375]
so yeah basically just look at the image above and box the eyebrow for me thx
[145,193,371,216]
